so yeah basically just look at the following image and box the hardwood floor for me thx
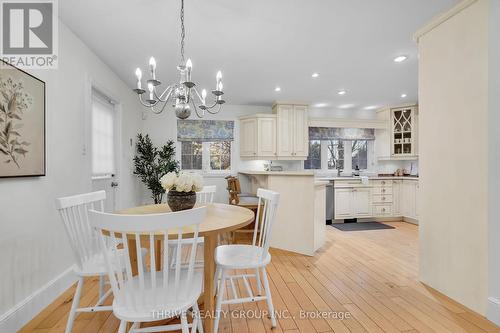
[20,222,499,333]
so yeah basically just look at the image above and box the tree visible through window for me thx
[351,140,368,170]
[181,141,202,170]
[304,140,321,169]
[327,140,344,170]
[209,141,231,170]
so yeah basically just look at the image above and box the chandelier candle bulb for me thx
[186,59,192,81]
[149,57,157,78]
[216,70,222,88]
[148,83,154,100]
[201,89,207,103]
[135,68,142,89]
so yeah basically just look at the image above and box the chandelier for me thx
[132,0,225,119]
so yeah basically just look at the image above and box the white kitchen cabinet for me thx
[391,106,419,157]
[334,189,352,218]
[292,105,309,157]
[239,114,276,158]
[401,180,418,219]
[392,180,402,215]
[257,117,277,157]
[334,187,372,219]
[274,103,309,159]
[353,188,372,217]
[240,118,258,157]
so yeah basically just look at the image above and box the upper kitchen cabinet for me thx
[239,114,276,158]
[391,105,418,157]
[239,103,309,160]
[274,103,309,159]
[375,104,419,160]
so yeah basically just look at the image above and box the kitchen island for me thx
[238,171,326,256]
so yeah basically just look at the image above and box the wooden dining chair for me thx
[213,188,280,333]
[89,206,207,333]
[225,176,259,208]
[55,191,114,333]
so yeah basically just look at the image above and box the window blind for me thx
[91,90,115,177]
[309,127,375,141]
[177,119,234,142]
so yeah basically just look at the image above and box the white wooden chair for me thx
[89,206,207,333]
[213,188,280,333]
[170,185,216,269]
[55,191,114,333]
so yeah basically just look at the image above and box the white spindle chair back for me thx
[252,188,280,257]
[89,207,207,313]
[55,191,106,272]
[197,185,216,204]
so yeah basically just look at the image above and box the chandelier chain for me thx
[180,0,185,63]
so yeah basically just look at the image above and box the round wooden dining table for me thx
[116,202,254,333]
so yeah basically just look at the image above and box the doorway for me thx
[90,88,120,212]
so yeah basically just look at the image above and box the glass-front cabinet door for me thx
[391,106,417,156]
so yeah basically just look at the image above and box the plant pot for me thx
[167,190,197,212]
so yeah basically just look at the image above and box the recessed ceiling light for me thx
[401,93,407,98]
[337,90,347,95]
[311,73,319,78]
[394,55,408,63]
[275,86,281,92]
[364,105,378,110]
[338,104,355,109]
[313,103,328,108]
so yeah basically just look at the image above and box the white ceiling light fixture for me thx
[133,0,225,119]
[274,86,281,92]
[337,89,347,95]
[338,103,355,109]
[394,55,408,63]
[363,105,378,110]
[311,72,319,78]
[313,103,328,108]
[401,93,407,98]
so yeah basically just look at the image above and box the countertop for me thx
[238,170,315,176]
[316,175,419,181]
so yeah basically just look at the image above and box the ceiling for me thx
[60,0,457,111]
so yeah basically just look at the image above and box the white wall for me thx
[0,21,143,330]
[417,0,488,315]
[488,0,500,325]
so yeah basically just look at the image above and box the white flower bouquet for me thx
[160,171,204,193]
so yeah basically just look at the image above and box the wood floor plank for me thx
[19,222,500,333]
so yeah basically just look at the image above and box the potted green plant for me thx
[161,172,203,211]
[133,134,179,204]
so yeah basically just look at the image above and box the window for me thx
[209,141,231,170]
[351,140,368,170]
[304,140,321,169]
[181,141,231,172]
[91,91,115,177]
[327,140,344,170]
[181,141,202,170]
[304,139,372,172]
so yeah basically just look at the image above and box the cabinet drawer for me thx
[373,205,392,216]
[372,194,393,203]
[371,179,391,187]
[372,187,393,195]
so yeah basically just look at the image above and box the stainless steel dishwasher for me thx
[325,180,334,223]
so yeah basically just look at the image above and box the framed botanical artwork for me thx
[0,60,45,178]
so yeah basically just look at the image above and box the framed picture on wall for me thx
[0,60,46,178]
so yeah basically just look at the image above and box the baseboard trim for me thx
[487,297,500,326]
[0,266,77,332]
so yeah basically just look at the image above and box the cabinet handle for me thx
[382,208,386,212]
[382,197,386,201]
[382,189,386,193]
[381,181,386,185]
